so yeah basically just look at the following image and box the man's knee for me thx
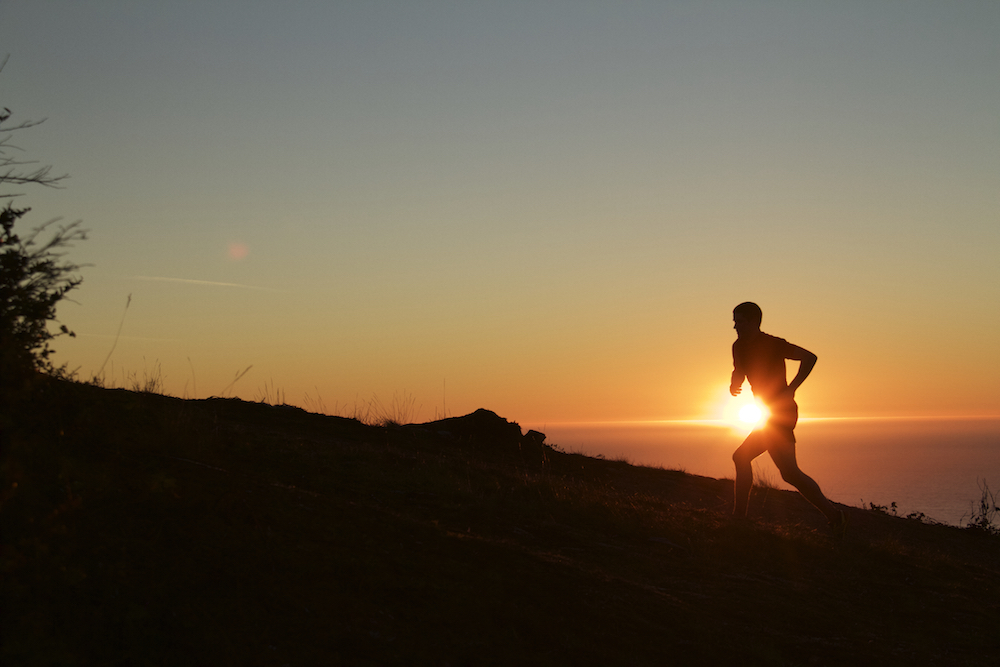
[733,448,753,468]
[778,466,803,486]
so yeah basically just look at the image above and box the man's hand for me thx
[786,346,817,395]
[730,384,742,397]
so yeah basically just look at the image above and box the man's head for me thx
[733,302,762,338]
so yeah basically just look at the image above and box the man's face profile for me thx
[733,312,758,339]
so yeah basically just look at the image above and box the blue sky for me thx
[2,1,998,421]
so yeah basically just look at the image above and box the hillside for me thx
[2,380,998,666]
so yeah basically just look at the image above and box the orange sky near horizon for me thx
[2,2,997,424]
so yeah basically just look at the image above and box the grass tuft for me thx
[87,358,164,394]
[751,459,780,490]
[337,390,420,427]
[254,378,286,406]
[964,479,999,535]
[302,386,329,415]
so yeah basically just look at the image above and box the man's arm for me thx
[785,343,817,396]
[730,369,745,396]
[730,342,745,396]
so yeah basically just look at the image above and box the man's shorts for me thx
[759,398,798,444]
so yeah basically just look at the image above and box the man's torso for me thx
[733,332,793,406]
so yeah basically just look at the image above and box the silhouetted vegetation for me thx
[1,67,85,389]
[868,501,928,523]
[0,204,85,383]
[965,480,1000,536]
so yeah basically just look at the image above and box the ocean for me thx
[524,418,1000,527]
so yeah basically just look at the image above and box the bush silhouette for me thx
[1,67,85,387]
[0,204,85,384]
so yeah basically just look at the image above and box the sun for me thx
[707,384,770,430]
[738,403,763,425]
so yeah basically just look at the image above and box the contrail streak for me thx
[132,276,284,293]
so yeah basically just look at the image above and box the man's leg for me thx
[732,432,767,517]
[767,436,842,524]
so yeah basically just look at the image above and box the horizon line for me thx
[526,415,1000,426]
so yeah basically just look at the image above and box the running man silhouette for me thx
[729,302,845,526]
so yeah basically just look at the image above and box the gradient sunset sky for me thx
[2,1,997,422]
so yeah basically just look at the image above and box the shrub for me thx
[0,204,85,383]
[1,71,85,386]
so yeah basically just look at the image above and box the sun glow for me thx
[739,403,763,425]
[707,384,769,430]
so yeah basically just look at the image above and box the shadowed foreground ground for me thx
[3,380,998,666]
